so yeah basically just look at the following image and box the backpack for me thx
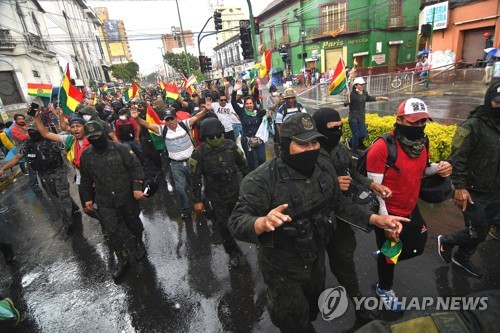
[356,133,429,176]
[26,140,63,172]
[282,103,303,120]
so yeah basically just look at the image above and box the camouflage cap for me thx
[280,113,324,144]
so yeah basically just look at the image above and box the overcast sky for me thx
[88,0,270,75]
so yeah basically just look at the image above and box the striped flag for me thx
[157,76,165,91]
[183,74,197,89]
[123,82,139,102]
[27,83,52,98]
[145,105,166,151]
[165,83,179,104]
[259,50,272,79]
[328,58,347,95]
[59,64,84,114]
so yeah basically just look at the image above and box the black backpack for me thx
[356,133,429,176]
[26,140,63,173]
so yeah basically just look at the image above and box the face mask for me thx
[281,149,320,174]
[83,115,92,122]
[28,131,42,141]
[88,134,108,153]
[17,121,26,127]
[205,136,223,148]
[119,115,127,121]
[395,123,426,141]
[324,128,343,149]
[272,92,278,97]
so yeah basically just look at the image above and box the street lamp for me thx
[175,0,191,75]
[158,46,168,80]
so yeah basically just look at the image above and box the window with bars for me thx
[389,0,402,17]
[0,29,15,48]
[320,2,347,35]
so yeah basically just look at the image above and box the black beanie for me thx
[312,108,341,135]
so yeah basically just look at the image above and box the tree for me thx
[163,52,199,76]
[109,61,140,82]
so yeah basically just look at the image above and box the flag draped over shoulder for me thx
[59,64,84,114]
[165,83,179,104]
[27,83,52,98]
[259,50,272,79]
[328,58,347,95]
[145,105,166,151]
[123,82,139,102]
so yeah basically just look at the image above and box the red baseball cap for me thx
[397,98,433,122]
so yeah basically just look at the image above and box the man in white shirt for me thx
[275,88,307,136]
[210,94,236,141]
[131,107,207,219]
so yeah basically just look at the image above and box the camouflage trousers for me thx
[259,249,326,333]
[39,166,79,225]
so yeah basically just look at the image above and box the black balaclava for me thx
[280,137,319,177]
[28,130,42,141]
[484,81,500,123]
[312,108,343,150]
[394,124,426,158]
[88,134,108,153]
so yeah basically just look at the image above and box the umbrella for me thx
[270,67,283,74]
[417,49,430,57]
[484,47,500,57]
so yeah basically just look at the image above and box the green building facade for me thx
[256,0,421,77]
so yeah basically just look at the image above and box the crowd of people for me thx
[0,77,499,332]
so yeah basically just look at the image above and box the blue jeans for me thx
[241,136,266,171]
[232,124,242,140]
[348,120,367,154]
[169,160,191,214]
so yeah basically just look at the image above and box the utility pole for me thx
[426,7,435,89]
[175,0,191,75]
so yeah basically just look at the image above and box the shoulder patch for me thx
[188,157,198,173]
[452,126,471,148]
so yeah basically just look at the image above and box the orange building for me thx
[419,0,499,65]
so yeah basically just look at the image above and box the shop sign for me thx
[372,54,386,65]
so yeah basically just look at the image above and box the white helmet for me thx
[353,77,366,85]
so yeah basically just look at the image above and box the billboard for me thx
[419,1,449,31]
[105,20,120,42]
[109,42,125,56]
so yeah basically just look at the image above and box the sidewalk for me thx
[0,158,23,192]
[419,80,489,98]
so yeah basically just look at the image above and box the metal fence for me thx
[302,72,420,109]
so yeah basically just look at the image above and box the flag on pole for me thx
[183,74,197,89]
[99,84,108,92]
[165,83,179,104]
[145,105,166,151]
[27,83,52,98]
[157,76,165,91]
[259,50,272,79]
[353,57,358,68]
[123,82,139,102]
[59,64,84,114]
[328,58,347,95]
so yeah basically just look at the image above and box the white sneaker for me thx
[375,283,403,313]
[166,181,174,192]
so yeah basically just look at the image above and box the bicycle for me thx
[390,71,413,89]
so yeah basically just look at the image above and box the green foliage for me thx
[341,113,457,162]
[109,61,140,81]
[163,52,200,76]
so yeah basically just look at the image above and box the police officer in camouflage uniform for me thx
[189,118,248,268]
[0,123,80,233]
[438,81,500,278]
[79,121,147,280]
[229,113,408,332]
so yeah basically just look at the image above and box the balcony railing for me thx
[279,35,290,45]
[27,33,47,53]
[0,29,16,49]
[388,16,405,28]
[269,39,276,50]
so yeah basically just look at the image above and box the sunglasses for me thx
[220,98,227,102]
[165,117,175,121]
[207,133,222,140]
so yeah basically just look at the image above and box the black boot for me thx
[112,250,129,280]
[133,236,147,260]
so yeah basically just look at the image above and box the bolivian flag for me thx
[165,83,179,104]
[259,49,272,79]
[60,64,84,114]
[380,239,403,265]
[123,82,139,102]
[27,83,52,98]
[145,105,166,151]
[328,58,347,95]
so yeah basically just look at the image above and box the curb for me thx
[0,169,23,192]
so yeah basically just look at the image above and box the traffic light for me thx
[239,26,253,60]
[206,57,213,71]
[199,55,207,72]
[254,18,260,35]
[213,11,222,31]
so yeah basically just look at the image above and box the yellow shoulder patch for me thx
[452,127,471,148]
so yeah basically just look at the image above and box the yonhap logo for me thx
[318,286,349,321]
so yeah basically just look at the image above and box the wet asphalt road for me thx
[0,90,499,333]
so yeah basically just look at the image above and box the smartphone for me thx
[28,102,39,117]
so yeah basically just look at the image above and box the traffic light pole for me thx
[175,0,191,75]
[245,0,258,61]
[197,17,213,58]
